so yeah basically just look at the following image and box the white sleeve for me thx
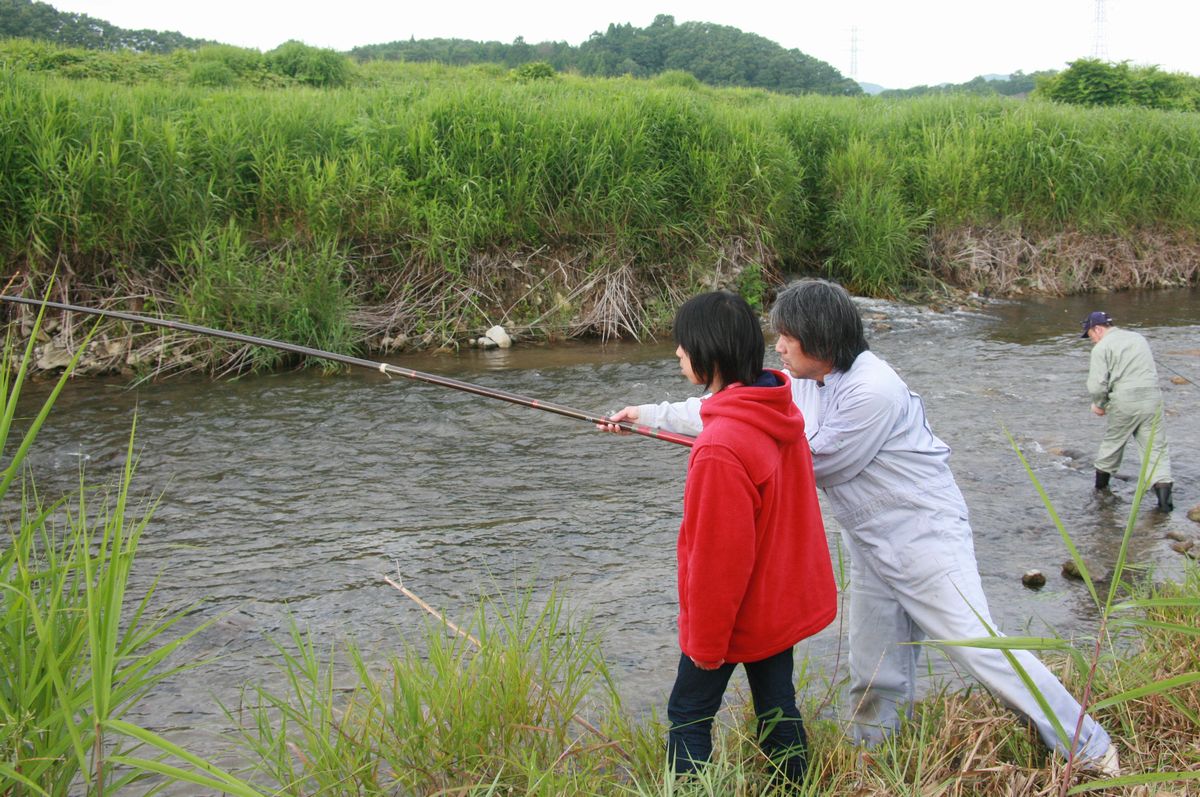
[807,381,900,487]
[636,396,706,436]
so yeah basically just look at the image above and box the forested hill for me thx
[351,14,862,96]
[0,0,207,52]
[2,2,858,96]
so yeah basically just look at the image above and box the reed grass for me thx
[2,50,1200,369]
[227,564,1199,796]
[0,303,262,796]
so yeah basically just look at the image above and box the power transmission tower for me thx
[849,25,858,79]
[1092,0,1108,60]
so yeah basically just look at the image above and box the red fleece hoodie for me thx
[677,369,836,665]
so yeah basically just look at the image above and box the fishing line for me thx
[1160,360,1200,392]
[0,295,695,448]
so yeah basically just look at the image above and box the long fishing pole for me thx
[0,295,695,448]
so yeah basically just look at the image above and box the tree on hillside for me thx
[352,14,859,96]
[578,15,860,95]
[0,0,206,51]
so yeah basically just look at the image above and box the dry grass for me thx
[931,227,1200,296]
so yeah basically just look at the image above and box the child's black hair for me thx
[673,291,764,390]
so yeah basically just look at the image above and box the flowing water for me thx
[11,288,1200,780]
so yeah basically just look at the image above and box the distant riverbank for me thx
[3,57,1199,376]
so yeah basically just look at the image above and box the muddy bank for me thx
[6,228,1199,379]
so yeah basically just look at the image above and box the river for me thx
[11,288,1200,783]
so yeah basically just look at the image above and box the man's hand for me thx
[1092,404,1106,417]
[596,405,640,434]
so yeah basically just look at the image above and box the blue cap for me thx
[1080,311,1113,338]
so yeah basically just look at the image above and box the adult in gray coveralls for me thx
[603,279,1119,775]
[1081,310,1174,512]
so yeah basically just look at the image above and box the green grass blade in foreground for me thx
[1006,429,1101,607]
[1110,597,1200,612]
[923,635,1089,677]
[106,719,265,797]
[1103,421,1159,611]
[0,298,47,457]
[1088,671,1200,711]
[1112,618,1200,637]
[1070,769,1200,794]
[923,586,1072,755]
[0,322,98,500]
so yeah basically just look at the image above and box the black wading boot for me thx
[1153,482,1174,513]
[1094,470,1111,490]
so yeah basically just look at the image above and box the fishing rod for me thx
[0,295,695,448]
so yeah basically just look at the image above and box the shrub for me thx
[511,60,556,82]
[188,60,236,87]
[265,41,350,88]
[654,69,701,90]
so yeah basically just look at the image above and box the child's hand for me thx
[596,405,640,434]
[691,657,724,670]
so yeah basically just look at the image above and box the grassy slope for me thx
[1,44,1199,372]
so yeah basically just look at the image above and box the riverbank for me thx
[4,57,1200,376]
[7,256,1196,379]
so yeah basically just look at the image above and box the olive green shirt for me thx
[1087,327,1162,411]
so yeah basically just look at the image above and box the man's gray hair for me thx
[769,279,868,372]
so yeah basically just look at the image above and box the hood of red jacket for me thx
[698,368,805,445]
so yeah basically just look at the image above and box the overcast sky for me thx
[46,0,1200,89]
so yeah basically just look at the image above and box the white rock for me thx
[35,343,74,371]
[477,336,499,349]
[484,325,512,348]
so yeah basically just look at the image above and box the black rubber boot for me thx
[1153,482,1174,513]
[1094,470,1111,490]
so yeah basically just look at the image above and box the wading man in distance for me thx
[1081,311,1174,512]
[603,279,1119,775]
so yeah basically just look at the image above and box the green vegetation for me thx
[351,14,861,97]
[0,0,207,53]
[236,564,1200,795]
[879,69,1055,99]
[1036,58,1200,112]
[0,45,1199,374]
[0,307,260,795]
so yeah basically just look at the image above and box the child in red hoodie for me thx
[660,291,836,783]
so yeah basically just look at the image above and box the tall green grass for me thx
[232,589,656,794]
[0,304,262,795]
[2,53,1199,364]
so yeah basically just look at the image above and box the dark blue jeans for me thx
[666,647,808,783]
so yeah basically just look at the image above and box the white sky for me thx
[46,0,1200,89]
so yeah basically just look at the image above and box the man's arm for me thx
[806,381,900,487]
[1086,345,1112,409]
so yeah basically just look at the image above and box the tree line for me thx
[350,14,862,96]
[0,0,207,53]
[880,60,1200,112]
[879,71,1055,99]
